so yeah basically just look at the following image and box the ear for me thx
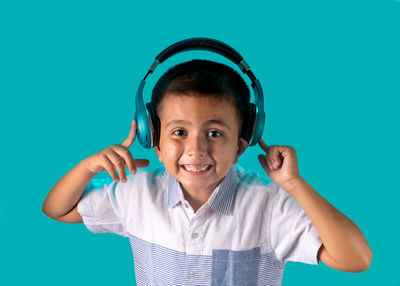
[154,145,163,162]
[234,137,249,164]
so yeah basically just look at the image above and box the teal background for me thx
[1,0,399,285]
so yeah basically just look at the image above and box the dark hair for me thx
[151,59,250,132]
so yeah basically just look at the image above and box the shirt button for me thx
[187,272,195,279]
[191,232,199,239]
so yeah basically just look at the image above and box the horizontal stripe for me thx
[79,164,322,286]
[129,234,283,286]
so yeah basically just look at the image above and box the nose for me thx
[186,133,207,158]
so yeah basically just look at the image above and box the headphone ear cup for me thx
[240,103,256,145]
[146,102,160,147]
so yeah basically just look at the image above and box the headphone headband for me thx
[156,38,243,65]
[135,37,265,148]
[145,37,256,81]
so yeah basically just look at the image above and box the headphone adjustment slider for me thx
[149,60,160,73]
[238,60,250,73]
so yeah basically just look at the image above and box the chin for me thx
[181,183,215,193]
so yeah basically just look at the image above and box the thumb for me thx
[258,138,269,152]
[121,120,137,148]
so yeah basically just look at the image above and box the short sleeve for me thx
[270,183,322,265]
[77,174,128,237]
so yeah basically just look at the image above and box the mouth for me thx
[180,164,212,174]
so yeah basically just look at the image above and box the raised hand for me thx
[84,120,150,183]
[257,138,302,188]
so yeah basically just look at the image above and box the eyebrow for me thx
[165,119,231,130]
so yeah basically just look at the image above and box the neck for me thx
[180,180,221,212]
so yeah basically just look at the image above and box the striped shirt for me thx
[77,164,322,285]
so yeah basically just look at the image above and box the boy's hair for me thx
[151,59,250,133]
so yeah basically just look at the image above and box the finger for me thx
[133,159,150,168]
[100,153,120,182]
[128,159,150,175]
[258,154,275,173]
[111,144,137,175]
[266,146,278,169]
[260,152,280,171]
[266,146,281,169]
[106,149,128,182]
[111,144,150,174]
[258,138,269,152]
[257,154,268,170]
[121,120,137,148]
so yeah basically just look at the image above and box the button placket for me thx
[186,207,207,254]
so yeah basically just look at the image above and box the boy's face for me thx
[155,93,248,195]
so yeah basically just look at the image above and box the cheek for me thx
[210,140,238,162]
[161,140,182,161]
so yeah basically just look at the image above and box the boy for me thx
[42,59,372,285]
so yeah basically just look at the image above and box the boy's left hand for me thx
[258,138,302,188]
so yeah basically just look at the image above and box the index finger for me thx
[258,138,269,152]
[121,120,137,148]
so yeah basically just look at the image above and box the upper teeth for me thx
[183,164,210,172]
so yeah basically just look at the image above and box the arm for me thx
[42,158,96,223]
[42,120,149,224]
[282,177,372,272]
[257,139,372,272]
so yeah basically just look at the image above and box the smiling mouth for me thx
[181,164,212,172]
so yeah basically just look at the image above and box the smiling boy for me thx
[43,59,372,285]
[154,93,247,213]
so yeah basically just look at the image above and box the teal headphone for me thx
[134,37,265,148]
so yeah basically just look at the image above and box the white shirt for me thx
[78,164,322,286]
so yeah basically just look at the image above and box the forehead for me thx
[158,93,240,128]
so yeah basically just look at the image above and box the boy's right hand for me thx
[84,120,150,183]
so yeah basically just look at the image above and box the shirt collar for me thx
[166,165,238,216]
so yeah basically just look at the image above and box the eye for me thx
[172,129,186,136]
[208,130,222,138]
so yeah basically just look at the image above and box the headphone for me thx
[134,37,265,149]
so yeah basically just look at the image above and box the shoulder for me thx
[123,166,169,190]
[234,165,277,208]
[235,164,276,191]
[91,166,169,208]
[89,166,168,199]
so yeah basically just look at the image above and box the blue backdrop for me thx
[1,0,399,285]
